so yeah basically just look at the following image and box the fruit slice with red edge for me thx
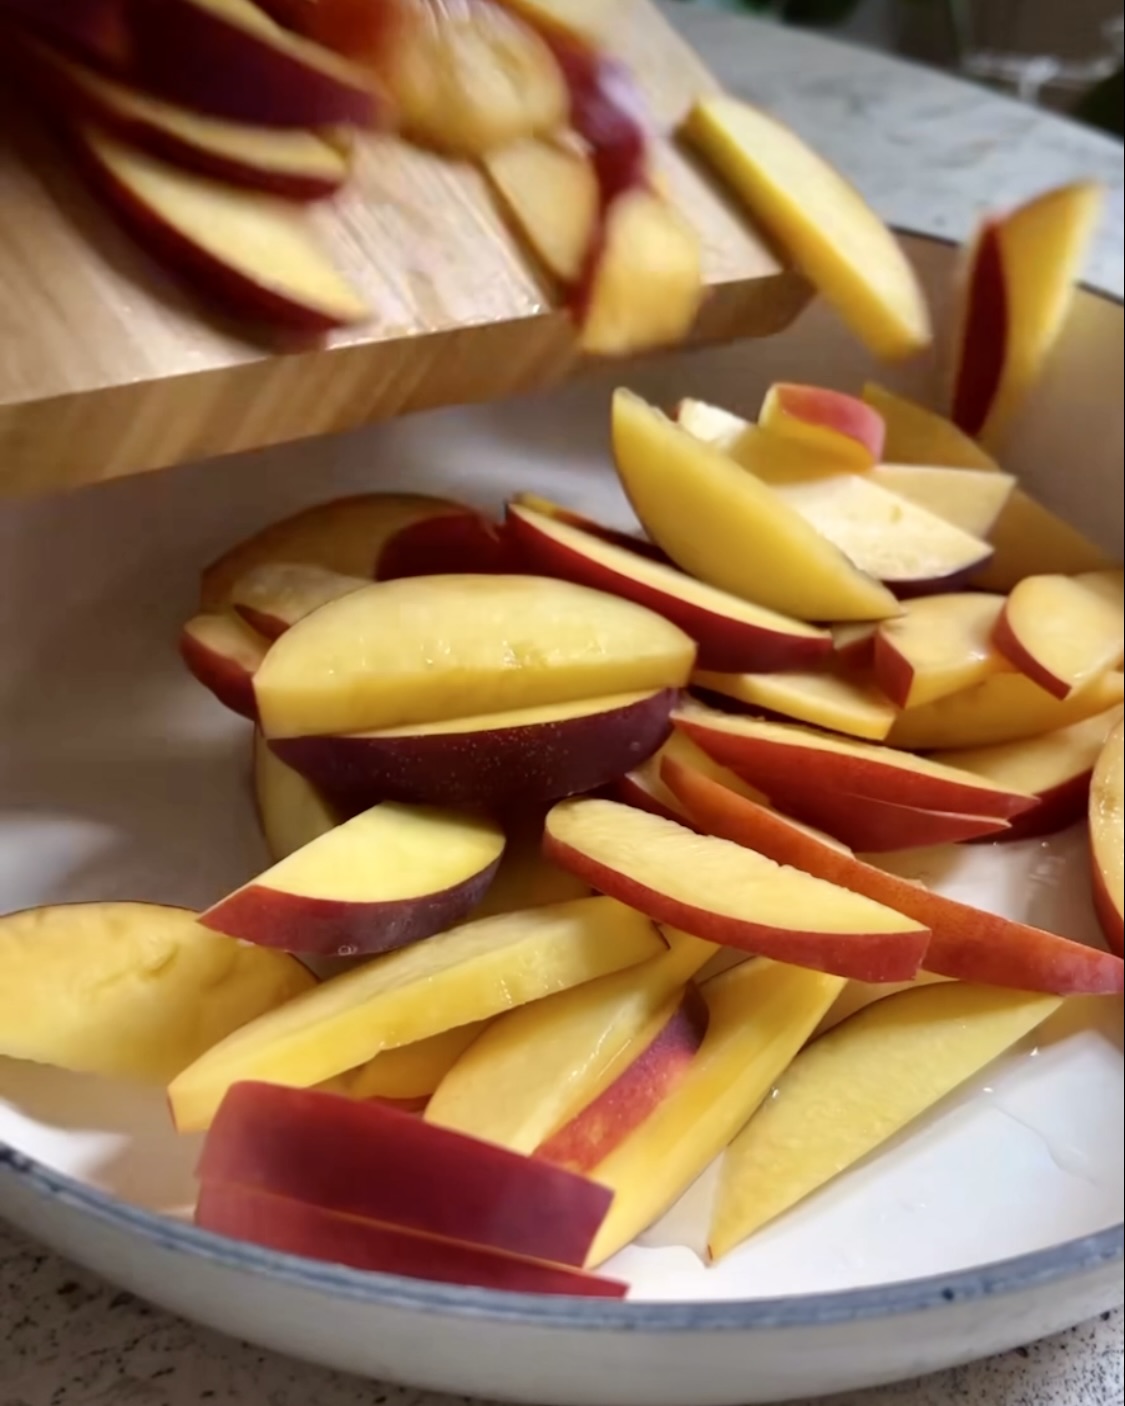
[868,465,1014,539]
[375,509,509,579]
[610,731,765,825]
[935,709,1123,842]
[252,572,696,740]
[201,494,470,611]
[196,1180,627,1297]
[168,895,663,1130]
[180,611,269,719]
[995,570,1123,700]
[344,1021,491,1102]
[874,593,1009,710]
[484,135,600,283]
[760,787,1011,852]
[683,96,931,361]
[508,493,667,562]
[663,757,1123,995]
[672,705,1035,819]
[584,958,846,1267]
[253,730,341,863]
[230,563,369,638]
[126,0,385,128]
[0,902,315,1081]
[198,1081,613,1266]
[425,930,714,1155]
[1090,720,1124,956]
[269,689,676,812]
[861,383,1001,471]
[951,183,1104,446]
[544,798,930,982]
[709,982,1063,1260]
[758,383,885,469]
[76,125,369,331]
[200,802,506,957]
[506,503,832,673]
[612,391,899,623]
[974,490,1118,593]
[693,667,898,743]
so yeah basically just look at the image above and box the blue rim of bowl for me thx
[0,231,1122,1334]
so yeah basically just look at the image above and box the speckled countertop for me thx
[2,8,1123,1405]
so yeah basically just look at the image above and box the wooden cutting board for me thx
[0,3,811,499]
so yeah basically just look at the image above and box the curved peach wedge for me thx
[1090,720,1124,956]
[995,570,1123,700]
[180,610,269,719]
[874,593,1009,710]
[229,562,369,638]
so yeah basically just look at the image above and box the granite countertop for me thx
[1,8,1123,1405]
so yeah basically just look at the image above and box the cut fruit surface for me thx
[254,572,695,738]
[585,959,845,1266]
[683,97,931,360]
[253,730,341,863]
[199,1082,613,1266]
[200,803,506,956]
[0,902,314,1081]
[973,490,1118,593]
[1090,721,1124,956]
[469,823,590,919]
[180,611,269,719]
[612,391,899,623]
[168,895,663,1130]
[861,384,1001,471]
[425,931,714,1155]
[344,1022,490,1102]
[508,493,666,562]
[613,730,764,824]
[758,383,885,469]
[230,563,369,638]
[868,465,1014,540]
[995,571,1124,700]
[484,136,599,283]
[664,760,1122,995]
[874,593,1008,709]
[693,667,898,743]
[505,503,832,673]
[760,788,1011,853]
[710,982,1062,1258]
[544,798,930,982]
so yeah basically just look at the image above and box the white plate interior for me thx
[0,236,1121,1306]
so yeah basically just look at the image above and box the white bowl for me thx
[0,234,1121,1406]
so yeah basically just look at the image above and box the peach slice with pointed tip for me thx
[758,383,885,469]
[693,666,898,743]
[484,135,600,284]
[995,570,1123,700]
[180,611,270,719]
[973,490,1118,593]
[874,592,1009,710]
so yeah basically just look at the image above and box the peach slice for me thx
[584,958,846,1267]
[180,610,269,719]
[484,135,600,283]
[77,125,368,331]
[374,509,509,580]
[196,1180,627,1297]
[672,704,1034,819]
[384,0,567,158]
[693,667,898,743]
[1090,720,1124,956]
[874,592,1009,710]
[995,570,1124,700]
[973,490,1118,593]
[200,802,506,956]
[612,391,899,623]
[537,984,709,1173]
[252,572,696,739]
[831,622,878,668]
[683,96,931,361]
[936,709,1123,842]
[611,731,764,824]
[709,982,1062,1259]
[425,931,714,1154]
[253,730,341,863]
[868,465,1015,540]
[505,503,832,673]
[199,1082,613,1266]
[663,758,1122,995]
[508,492,667,563]
[168,895,663,1130]
[201,494,469,612]
[860,383,1001,471]
[760,789,1011,852]
[127,0,384,127]
[344,1021,490,1101]
[758,383,885,469]
[544,798,930,982]
[888,670,1125,752]
[951,183,1104,446]
[229,563,369,638]
[269,689,676,812]
[0,902,314,1081]
[813,971,951,1039]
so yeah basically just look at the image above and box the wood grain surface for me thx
[0,2,811,499]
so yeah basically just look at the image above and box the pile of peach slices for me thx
[2,282,1122,1296]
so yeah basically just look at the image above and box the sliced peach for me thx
[269,689,675,812]
[544,798,930,982]
[611,731,764,824]
[0,902,314,1081]
[709,982,1062,1259]
[168,895,663,1130]
[861,383,1001,471]
[888,670,1124,751]
[425,931,714,1153]
[868,465,1015,540]
[200,802,505,957]
[253,729,341,862]
[229,563,369,638]
[973,490,1118,593]
[874,592,1008,709]
[345,1022,490,1102]
[253,572,695,739]
[508,492,667,562]
[584,959,845,1267]
[759,788,1011,852]
[995,570,1123,700]
[180,610,269,719]
[612,391,899,623]
[758,383,885,469]
[813,971,951,1039]
[484,135,600,283]
[1090,720,1124,956]
[663,758,1122,995]
[683,96,931,360]
[693,666,898,743]
[354,507,507,580]
[505,503,832,673]
[831,622,877,668]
